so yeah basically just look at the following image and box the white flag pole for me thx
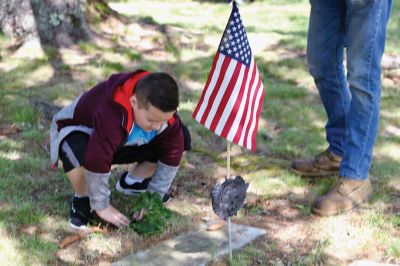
[227,141,231,180]
[227,141,232,262]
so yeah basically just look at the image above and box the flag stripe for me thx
[246,74,264,150]
[200,55,232,125]
[191,3,265,152]
[204,57,237,127]
[210,63,246,133]
[195,53,225,122]
[237,59,259,146]
[232,58,257,146]
[227,61,256,143]
[250,88,265,150]
[215,64,248,137]
[192,53,222,120]
[243,72,262,149]
[220,59,253,139]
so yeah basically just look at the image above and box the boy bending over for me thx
[50,70,191,230]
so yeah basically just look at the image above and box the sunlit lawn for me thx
[0,0,399,264]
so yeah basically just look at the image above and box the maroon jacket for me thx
[52,70,184,174]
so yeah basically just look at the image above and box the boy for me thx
[50,70,191,230]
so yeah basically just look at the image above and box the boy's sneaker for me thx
[116,172,152,195]
[70,196,93,230]
[116,172,171,203]
[161,193,170,203]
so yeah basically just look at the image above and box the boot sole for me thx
[311,205,355,216]
[290,168,338,177]
[312,192,372,216]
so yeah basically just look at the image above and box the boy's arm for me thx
[84,169,111,210]
[147,114,186,197]
[83,104,124,210]
[84,130,130,227]
[147,161,179,196]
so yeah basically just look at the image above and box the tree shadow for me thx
[28,0,93,82]
[0,2,399,264]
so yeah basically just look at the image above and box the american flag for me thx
[192,2,265,151]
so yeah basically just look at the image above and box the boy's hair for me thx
[135,72,179,112]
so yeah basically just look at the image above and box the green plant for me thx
[129,192,172,236]
[389,238,400,259]
[296,203,312,215]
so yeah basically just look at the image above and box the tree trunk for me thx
[0,0,91,47]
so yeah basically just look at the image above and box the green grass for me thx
[389,238,400,259]
[0,0,399,264]
[230,245,264,266]
[295,238,331,266]
[386,1,400,54]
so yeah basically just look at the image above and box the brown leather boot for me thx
[291,150,342,176]
[312,178,373,216]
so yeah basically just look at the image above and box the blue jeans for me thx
[307,0,392,180]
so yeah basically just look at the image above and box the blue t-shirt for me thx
[125,123,157,146]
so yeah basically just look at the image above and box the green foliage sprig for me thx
[129,192,172,236]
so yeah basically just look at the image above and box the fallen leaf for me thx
[0,125,20,136]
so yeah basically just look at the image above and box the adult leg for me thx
[291,0,348,176]
[307,0,350,157]
[313,0,393,216]
[340,0,393,179]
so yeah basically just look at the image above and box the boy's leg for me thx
[113,138,175,198]
[113,143,159,195]
[60,132,132,228]
[114,122,191,199]
[66,167,88,196]
[130,161,157,178]
[59,132,93,230]
[116,161,157,195]
[114,147,178,200]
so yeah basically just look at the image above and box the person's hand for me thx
[96,204,130,228]
[132,208,147,222]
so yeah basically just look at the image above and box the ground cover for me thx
[0,0,399,265]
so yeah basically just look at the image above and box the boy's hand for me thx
[96,204,130,228]
[132,208,147,222]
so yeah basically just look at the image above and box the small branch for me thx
[58,226,108,249]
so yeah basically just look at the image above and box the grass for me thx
[230,245,264,266]
[0,0,399,265]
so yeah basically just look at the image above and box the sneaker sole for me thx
[290,168,338,177]
[69,222,89,231]
[115,181,146,195]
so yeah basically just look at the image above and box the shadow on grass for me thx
[0,4,399,264]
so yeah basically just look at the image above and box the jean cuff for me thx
[339,171,368,180]
[328,147,344,158]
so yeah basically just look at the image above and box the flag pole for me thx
[227,140,232,262]
[227,141,231,180]
[228,216,232,262]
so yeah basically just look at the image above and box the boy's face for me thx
[130,94,175,132]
